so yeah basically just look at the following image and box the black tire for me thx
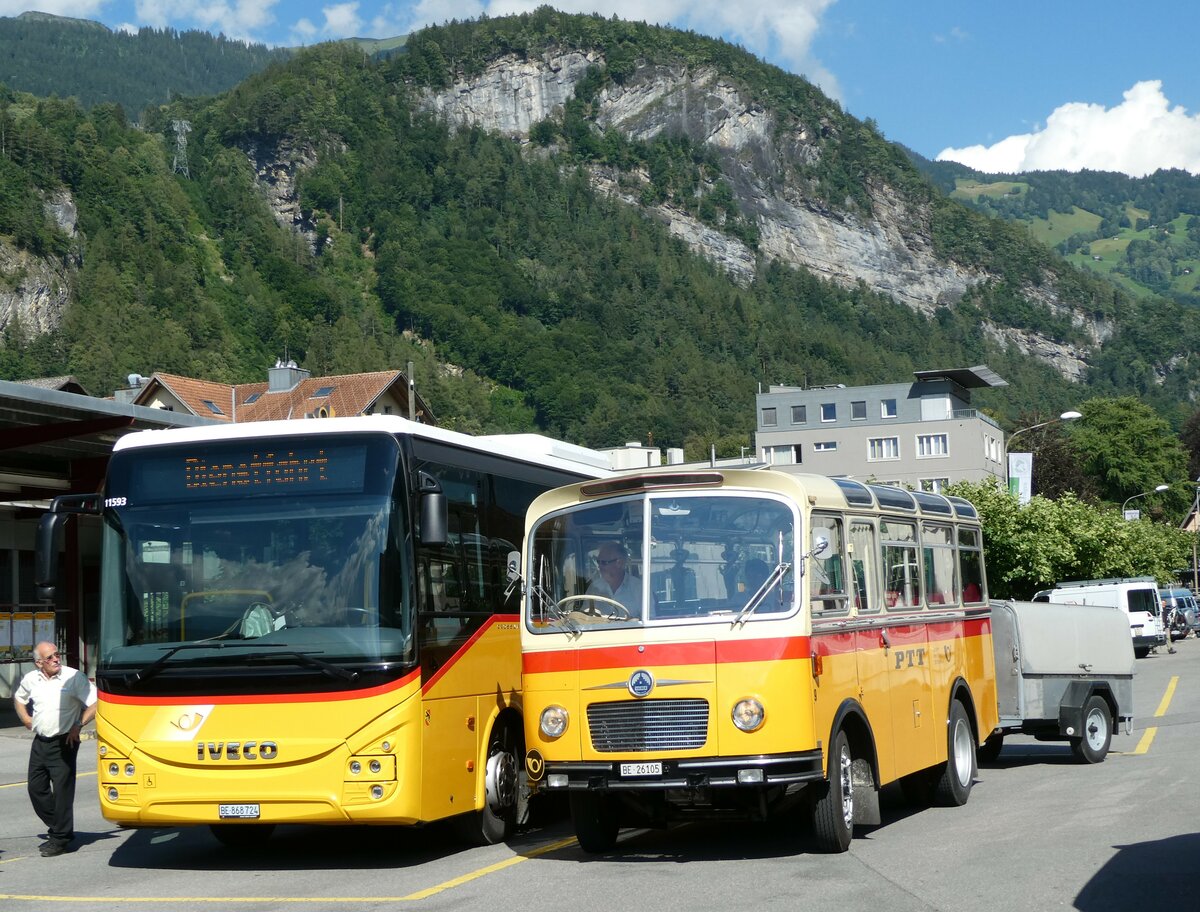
[1134,646,1151,659]
[933,701,976,807]
[898,768,936,806]
[977,731,1004,764]
[454,721,522,846]
[209,823,274,849]
[570,792,620,853]
[811,729,854,853]
[1070,695,1112,764]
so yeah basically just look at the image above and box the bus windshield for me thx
[527,492,797,633]
[96,435,412,693]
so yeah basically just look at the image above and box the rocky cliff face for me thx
[418,52,1102,381]
[0,189,76,336]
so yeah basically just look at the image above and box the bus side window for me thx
[810,515,849,616]
[849,521,877,613]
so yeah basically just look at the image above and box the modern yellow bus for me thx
[37,416,607,848]
[517,468,997,853]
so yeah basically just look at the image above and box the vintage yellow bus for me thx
[518,468,997,852]
[37,417,608,848]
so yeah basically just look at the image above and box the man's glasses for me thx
[38,652,61,662]
[597,558,623,567]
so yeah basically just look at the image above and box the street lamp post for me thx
[1121,484,1170,519]
[1003,410,1082,496]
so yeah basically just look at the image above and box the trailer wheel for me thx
[811,729,854,853]
[1071,695,1112,764]
[570,792,620,853]
[977,731,1004,764]
[933,701,976,807]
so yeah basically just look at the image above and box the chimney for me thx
[268,359,310,393]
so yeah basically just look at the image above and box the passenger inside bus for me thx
[585,541,644,615]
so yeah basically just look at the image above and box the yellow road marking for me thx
[1155,676,1178,717]
[0,770,95,790]
[0,835,581,904]
[1129,674,1179,756]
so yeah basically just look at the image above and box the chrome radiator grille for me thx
[587,699,709,752]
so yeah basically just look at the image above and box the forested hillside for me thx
[915,155,1200,309]
[3,10,1200,453]
[0,13,289,117]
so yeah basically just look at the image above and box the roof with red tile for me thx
[133,370,435,424]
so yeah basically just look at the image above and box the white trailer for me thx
[984,598,1135,763]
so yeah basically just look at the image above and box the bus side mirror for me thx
[506,550,521,584]
[36,493,100,601]
[418,471,448,546]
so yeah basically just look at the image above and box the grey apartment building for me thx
[754,367,1008,492]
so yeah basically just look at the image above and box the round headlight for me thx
[539,705,569,739]
[349,760,362,775]
[732,698,765,732]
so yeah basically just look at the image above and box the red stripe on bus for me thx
[420,614,519,695]
[100,667,422,706]
[523,636,810,674]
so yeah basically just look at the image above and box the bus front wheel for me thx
[570,792,620,853]
[811,729,853,853]
[455,720,522,845]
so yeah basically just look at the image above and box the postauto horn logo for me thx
[627,669,655,698]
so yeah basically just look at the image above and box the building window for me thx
[917,433,949,458]
[761,407,777,427]
[791,405,807,424]
[821,403,836,422]
[868,437,900,461]
[768,444,801,465]
[851,400,866,420]
[984,435,1001,463]
[881,398,897,419]
[200,399,225,415]
[814,441,838,452]
[921,478,950,493]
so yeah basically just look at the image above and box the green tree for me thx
[1068,397,1190,506]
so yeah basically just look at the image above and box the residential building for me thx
[754,366,1008,491]
[119,361,435,424]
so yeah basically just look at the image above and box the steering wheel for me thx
[555,594,633,620]
[343,607,379,627]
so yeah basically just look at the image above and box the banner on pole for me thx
[1008,452,1033,505]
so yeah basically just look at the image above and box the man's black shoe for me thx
[39,842,66,857]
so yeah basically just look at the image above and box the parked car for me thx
[1159,588,1200,639]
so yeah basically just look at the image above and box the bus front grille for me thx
[587,699,709,752]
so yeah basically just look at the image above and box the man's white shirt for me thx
[15,666,97,738]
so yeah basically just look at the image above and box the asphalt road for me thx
[0,641,1195,912]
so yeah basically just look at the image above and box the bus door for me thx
[848,519,897,785]
[880,519,935,776]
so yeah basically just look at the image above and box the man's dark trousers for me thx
[28,733,79,847]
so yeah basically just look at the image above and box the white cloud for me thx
[0,0,106,14]
[937,81,1200,177]
[322,2,363,37]
[386,0,839,97]
[135,0,277,40]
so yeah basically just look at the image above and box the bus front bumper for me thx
[533,751,825,792]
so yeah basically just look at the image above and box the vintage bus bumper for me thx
[531,750,825,791]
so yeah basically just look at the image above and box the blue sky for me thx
[6,0,1199,176]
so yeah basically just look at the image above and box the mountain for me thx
[3,9,1200,451]
[912,154,1200,309]
[0,13,290,117]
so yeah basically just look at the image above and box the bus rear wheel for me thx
[934,700,976,807]
[811,729,854,853]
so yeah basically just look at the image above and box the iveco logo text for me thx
[628,669,655,698]
[196,741,278,760]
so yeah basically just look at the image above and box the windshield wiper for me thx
[237,650,360,683]
[121,642,292,686]
[733,561,791,627]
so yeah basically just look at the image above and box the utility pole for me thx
[171,119,191,178]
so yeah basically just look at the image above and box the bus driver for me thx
[586,542,643,615]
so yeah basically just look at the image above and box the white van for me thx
[1048,577,1165,658]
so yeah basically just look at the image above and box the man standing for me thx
[13,641,97,857]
